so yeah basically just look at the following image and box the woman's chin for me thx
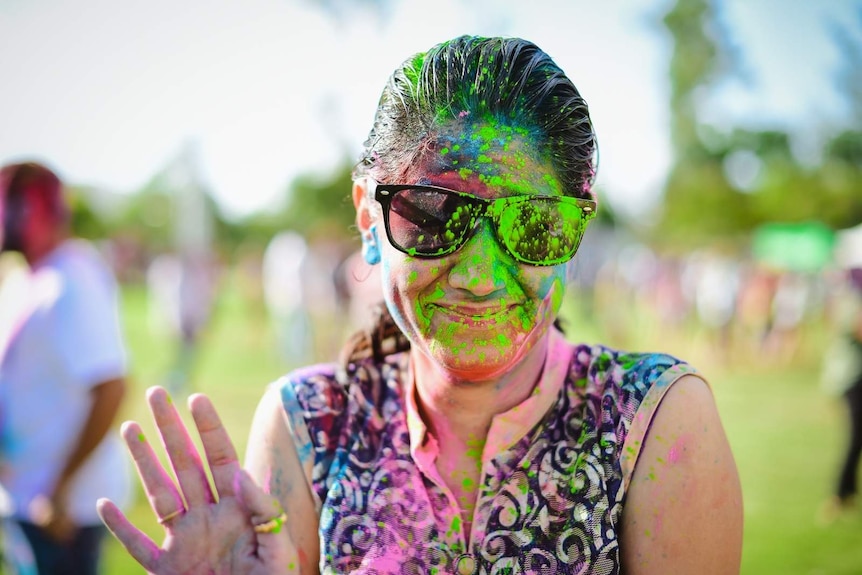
[425,339,529,382]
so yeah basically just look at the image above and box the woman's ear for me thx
[353,178,374,234]
[353,178,382,265]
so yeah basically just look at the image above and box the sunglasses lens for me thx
[388,188,473,256]
[496,198,585,264]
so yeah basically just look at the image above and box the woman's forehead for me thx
[433,120,541,161]
[407,120,562,196]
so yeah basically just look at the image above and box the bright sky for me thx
[0,0,857,219]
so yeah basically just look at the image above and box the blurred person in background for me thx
[147,148,221,396]
[0,161,131,575]
[820,267,862,521]
[147,250,218,394]
[98,36,742,574]
[262,231,313,365]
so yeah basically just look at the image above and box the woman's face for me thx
[370,121,570,381]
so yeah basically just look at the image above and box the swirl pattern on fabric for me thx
[278,343,697,574]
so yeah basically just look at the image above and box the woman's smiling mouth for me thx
[428,301,522,327]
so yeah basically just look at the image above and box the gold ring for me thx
[253,511,287,534]
[157,507,185,525]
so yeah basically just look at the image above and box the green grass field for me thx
[102,277,862,574]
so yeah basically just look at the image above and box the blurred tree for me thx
[821,8,862,229]
[66,185,109,240]
[112,184,174,254]
[657,0,862,249]
[658,0,745,247]
[112,144,245,262]
[234,159,356,257]
[831,8,862,127]
[278,160,357,241]
[592,186,620,228]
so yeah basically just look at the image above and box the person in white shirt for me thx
[0,161,130,575]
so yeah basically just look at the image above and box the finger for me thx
[236,469,298,571]
[189,393,241,498]
[97,498,160,572]
[236,468,283,527]
[121,421,186,522]
[148,386,214,508]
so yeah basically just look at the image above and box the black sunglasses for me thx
[371,180,596,266]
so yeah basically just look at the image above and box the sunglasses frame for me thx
[371,180,597,266]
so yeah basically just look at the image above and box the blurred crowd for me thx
[3,217,852,374]
[1,160,861,573]
[568,224,853,368]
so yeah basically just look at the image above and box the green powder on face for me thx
[429,284,445,301]
[415,299,431,332]
[542,172,563,195]
[440,147,450,155]
[495,332,511,349]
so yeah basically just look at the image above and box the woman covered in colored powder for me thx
[98,36,743,574]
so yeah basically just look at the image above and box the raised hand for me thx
[97,387,299,575]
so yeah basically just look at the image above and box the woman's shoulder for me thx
[567,342,701,405]
[274,353,410,415]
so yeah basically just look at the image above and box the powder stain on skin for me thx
[667,435,689,464]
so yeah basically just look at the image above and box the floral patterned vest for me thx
[278,331,699,574]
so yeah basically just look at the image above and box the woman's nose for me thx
[447,220,511,296]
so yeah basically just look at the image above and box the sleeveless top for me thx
[277,331,701,574]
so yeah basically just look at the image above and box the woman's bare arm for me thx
[245,385,321,575]
[621,375,743,574]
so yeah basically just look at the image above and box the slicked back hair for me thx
[355,35,597,199]
[343,37,590,368]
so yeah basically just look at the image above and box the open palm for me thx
[97,387,299,575]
